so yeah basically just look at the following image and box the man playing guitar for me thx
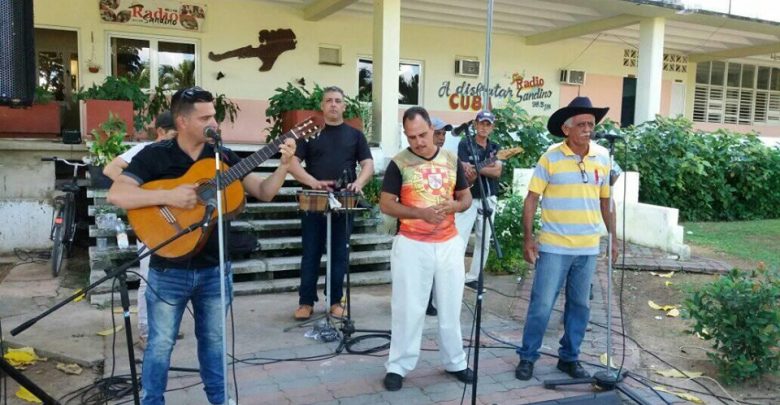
[107,86,296,405]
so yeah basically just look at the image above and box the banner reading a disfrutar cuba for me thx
[99,0,207,32]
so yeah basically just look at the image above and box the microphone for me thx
[591,131,624,142]
[204,126,221,142]
[201,202,217,227]
[452,120,473,136]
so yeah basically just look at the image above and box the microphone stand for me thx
[11,217,214,405]
[541,137,649,405]
[210,136,231,404]
[335,170,391,354]
[464,129,502,405]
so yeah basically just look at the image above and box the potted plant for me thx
[265,79,363,141]
[0,86,61,138]
[86,112,130,188]
[137,85,172,140]
[214,93,240,126]
[76,76,148,138]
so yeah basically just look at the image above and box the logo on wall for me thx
[208,29,297,72]
[438,71,554,112]
[99,0,206,31]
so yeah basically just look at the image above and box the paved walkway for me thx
[1,242,735,404]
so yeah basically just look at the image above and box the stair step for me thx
[88,270,391,306]
[86,249,391,296]
[87,185,303,200]
[89,201,303,217]
[89,233,393,262]
[258,233,392,251]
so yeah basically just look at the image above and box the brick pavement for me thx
[152,241,734,404]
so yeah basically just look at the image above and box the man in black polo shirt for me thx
[454,110,503,290]
[288,85,374,320]
[107,86,296,405]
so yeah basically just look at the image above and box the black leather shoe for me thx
[446,368,474,384]
[515,360,534,380]
[383,372,403,391]
[556,360,590,379]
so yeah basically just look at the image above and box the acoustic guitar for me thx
[127,119,319,259]
[474,146,523,172]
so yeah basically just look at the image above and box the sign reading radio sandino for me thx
[99,0,207,32]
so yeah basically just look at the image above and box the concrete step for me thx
[87,185,303,200]
[87,249,391,299]
[89,201,302,217]
[88,269,391,306]
[89,233,393,263]
[88,216,380,237]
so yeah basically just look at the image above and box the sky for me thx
[678,0,780,22]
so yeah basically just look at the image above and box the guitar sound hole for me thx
[197,183,217,205]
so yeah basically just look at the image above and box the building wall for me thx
[33,0,778,144]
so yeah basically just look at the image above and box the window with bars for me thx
[693,61,780,126]
[623,49,688,72]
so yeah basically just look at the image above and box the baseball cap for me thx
[155,111,175,130]
[475,110,495,124]
[431,117,453,132]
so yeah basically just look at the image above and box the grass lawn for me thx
[683,219,780,270]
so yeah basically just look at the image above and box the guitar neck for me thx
[210,131,296,187]
[475,156,498,172]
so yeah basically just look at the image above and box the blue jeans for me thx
[517,252,596,363]
[299,211,353,306]
[141,265,233,405]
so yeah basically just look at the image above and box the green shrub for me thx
[490,99,553,191]
[484,190,534,277]
[683,267,780,383]
[611,115,780,221]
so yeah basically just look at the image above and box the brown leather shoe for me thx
[294,305,313,320]
[330,303,347,318]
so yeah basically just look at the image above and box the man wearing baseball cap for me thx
[515,96,618,382]
[455,110,502,290]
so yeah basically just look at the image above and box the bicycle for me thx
[43,156,87,277]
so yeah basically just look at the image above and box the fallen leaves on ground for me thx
[647,300,680,317]
[56,362,83,375]
[656,369,704,378]
[599,353,617,368]
[97,325,123,336]
[15,387,42,404]
[653,386,704,403]
[3,347,43,367]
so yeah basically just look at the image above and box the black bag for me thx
[228,227,258,258]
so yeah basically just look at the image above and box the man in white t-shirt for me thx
[103,111,176,348]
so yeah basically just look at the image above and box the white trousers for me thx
[455,196,498,282]
[385,235,468,377]
[137,244,149,338]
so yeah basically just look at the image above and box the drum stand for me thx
[284,193,343,334]
[334,194,390,354]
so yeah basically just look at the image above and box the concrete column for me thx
[635,17,665,124]
[373,0,401,157]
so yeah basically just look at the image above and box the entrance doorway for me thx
[621,77,636,127]
[34,28,79,131]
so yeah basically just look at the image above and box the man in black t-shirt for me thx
[288,86,374,320]
[107,86,296,405]
[455,110,503,290]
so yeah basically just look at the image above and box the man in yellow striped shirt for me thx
[515,97,618,381]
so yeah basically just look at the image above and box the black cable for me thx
[1,317,7,405]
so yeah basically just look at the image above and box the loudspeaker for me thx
[526,391,622,405]
[0,0,35,107]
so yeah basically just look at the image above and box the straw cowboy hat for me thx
[547,96,609,137]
